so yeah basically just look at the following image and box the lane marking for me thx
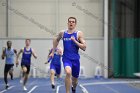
[56,85,63,93]
[79,84,89,93]
[27,86,38,93]
[81,81,140,86]
[103,85,120,93]
[0,86,15,93]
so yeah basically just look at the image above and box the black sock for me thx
[52,84,55,89]
[4,76,8,85]
[10,74,13,80]
[72,86,76,91]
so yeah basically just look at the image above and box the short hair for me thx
[25,39,31,42]
[68,17,77,23]
[7,41,12,44]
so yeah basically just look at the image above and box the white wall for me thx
[0,0,104,38]
[0,39,104,78]
[0,0,6,37]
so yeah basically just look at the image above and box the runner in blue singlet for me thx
[16,39,37,91]
[45,47,62,90]
[49,17,86,93]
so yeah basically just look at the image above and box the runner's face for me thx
[7,41,12,48]
[25,40,31,46]
[68,18,76,30]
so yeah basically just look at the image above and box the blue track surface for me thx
[0,78,140,93]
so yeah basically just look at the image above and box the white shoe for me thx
[5,84,9,89]
[23,86,27,91]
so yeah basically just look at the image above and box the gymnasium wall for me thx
[0,0,6,37]
[0,0,104,38]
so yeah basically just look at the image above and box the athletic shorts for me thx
[4,64,14,73]
[21,64,30,74]
[50,63,61,75]
[62,57,80,78]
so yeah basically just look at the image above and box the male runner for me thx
[49,17,86,93]
[45,47,63,90]
[1,41,17,89]
[16,39,37,91]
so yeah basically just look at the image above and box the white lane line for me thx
[103,85,120,93]
[28,79,38,86]
[82,81,140,86]
[27,86,38,93]
[0,86,15,93]
[56,85,63,93]
[79,84,89,93]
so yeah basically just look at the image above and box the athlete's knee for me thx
[65,68,71,76]
[22,67,27,73]
[50,70,55,75]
